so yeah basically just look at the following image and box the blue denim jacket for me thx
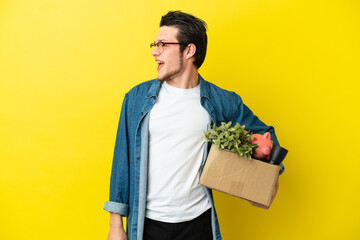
[104,75,284,240]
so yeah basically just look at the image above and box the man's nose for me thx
[151,47,160,56]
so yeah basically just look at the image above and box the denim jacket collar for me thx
[199,75,212,101]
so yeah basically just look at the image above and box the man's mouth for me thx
[156,60,164,71]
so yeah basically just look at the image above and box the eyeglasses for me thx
[150,42,187,53]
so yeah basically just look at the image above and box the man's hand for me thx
[248,177,279,209]
[107,213,127,240]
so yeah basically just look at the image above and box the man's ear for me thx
[185,43,196,59]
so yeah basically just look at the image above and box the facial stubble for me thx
[158,51,184,82]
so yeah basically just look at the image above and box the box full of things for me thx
[199,123,288,207]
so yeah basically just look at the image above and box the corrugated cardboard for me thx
[200,145,280,207]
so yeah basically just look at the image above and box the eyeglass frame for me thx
[150,42,188,52]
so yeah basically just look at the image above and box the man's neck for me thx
[165,67,199,89]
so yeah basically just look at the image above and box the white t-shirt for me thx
[146,80,212,222]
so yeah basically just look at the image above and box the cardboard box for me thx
[200,145,280,207]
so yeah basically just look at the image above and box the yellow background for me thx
[1,0,359,239]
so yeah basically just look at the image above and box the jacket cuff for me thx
[103,201,129,216]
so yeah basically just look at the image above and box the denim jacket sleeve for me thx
[232,94,285,174]
[103,94,130,216]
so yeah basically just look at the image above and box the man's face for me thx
[152,26,184,81]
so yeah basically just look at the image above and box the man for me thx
[104,11,284,240]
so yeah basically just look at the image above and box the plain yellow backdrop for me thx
[1,0,359,239]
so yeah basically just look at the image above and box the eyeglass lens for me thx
[150,43,163,52]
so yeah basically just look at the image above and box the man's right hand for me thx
[107,213,127,240]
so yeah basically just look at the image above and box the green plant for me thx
[201,121,257,159]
